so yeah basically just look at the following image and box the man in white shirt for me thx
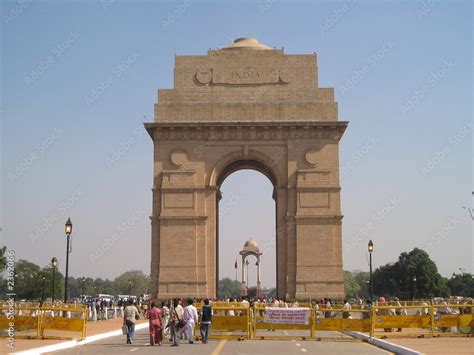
[183,298,198,344]
[342,299,352,319]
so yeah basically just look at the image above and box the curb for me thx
[343,331,422,355]
[13,323,149,355]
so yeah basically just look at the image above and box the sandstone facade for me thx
[145,38,347,299]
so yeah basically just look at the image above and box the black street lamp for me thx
[51,257,57,302]
[413,276,417,300]
[81,277,86,298]
[64,217,73,303]
[368,240,374,301]
[41,275,46,303]
[128,279,132,296]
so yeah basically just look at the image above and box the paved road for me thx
[48,328,392,355]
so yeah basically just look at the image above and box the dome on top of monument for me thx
[244,238,258,248]
[222,37,271,50]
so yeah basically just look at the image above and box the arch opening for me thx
[216,162,277,299]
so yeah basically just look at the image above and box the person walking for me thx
[161,301,171,339]
[123,299,140,344]
[200,298,212,344]
[147,302,163,346]
[169,298,184,347]
[183,298,198,344]
[342,299,352,319]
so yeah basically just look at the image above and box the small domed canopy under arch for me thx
[239,238,263,297]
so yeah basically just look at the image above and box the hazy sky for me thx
[1,1,472,290]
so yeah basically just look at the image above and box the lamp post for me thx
[368,240,374,301]
[413,276,417,300]
[41,275,46,303]
[51,257,57,302]
[81,277,86,298]
[64,217,73,303]
[128,279,132,297]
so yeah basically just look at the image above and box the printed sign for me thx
[264,307,310,325]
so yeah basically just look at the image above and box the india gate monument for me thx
[145,38,348,300]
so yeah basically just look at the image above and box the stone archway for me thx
[213,157,278,298]
[145,38,348,300]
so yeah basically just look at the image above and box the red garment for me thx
[148,307,162,345]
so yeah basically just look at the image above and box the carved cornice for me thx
[294,215,344,225]
[144,121,348,142]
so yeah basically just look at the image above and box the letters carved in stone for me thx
[195,67,290,85]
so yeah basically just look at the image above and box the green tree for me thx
[92,277,117,295]
[344,271,361,299]
[448,273,474,297]
[0,246,7,272]
[218,277,241,299]
[41,266,64,301]
[114,270,150,296]
[13,260,63,300]
[373,248,450,299]
[352,270,370,300]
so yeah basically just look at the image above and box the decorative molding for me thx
[294,215,343,225]
[145,122,348,142]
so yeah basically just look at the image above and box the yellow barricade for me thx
[0,304,41,338]
[39,304,88,340]
[194,304,251,340]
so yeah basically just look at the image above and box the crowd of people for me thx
[122,297,212,346]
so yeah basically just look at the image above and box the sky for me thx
[1,0,472,290]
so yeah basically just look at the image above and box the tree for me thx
[344,271,361,299]
[448,273,474,297]
[13,260,63,300]
[0,246,7,272]
[352,270,370,300]
[114,270,150,296]
[373,248,450,299]
[218,277,241,299]
[41,265,65,301]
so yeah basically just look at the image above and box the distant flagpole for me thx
[234,259,238,298]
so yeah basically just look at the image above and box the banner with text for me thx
[264,307,310,325]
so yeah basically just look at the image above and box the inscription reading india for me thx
[195,67,290,85]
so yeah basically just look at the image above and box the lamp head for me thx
[51,257,58,268]
[65,217,73,236]
[368,240,374,253]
